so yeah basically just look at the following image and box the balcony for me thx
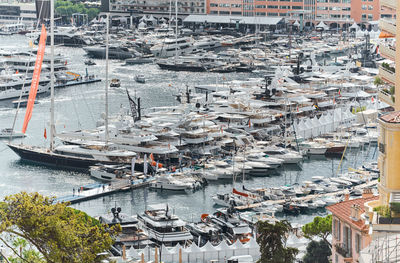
[379,89,395,107]
[380,0,397,10]
[335,243,352,258]
[379,65,396,85]
[379,19,396,36]
[380,44,396,60]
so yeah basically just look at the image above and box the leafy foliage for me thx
[303,240,331,263]
[302,215,332,248]
[374,76,383,87]
[256,220,298,263]
[0,192,120,263]
[55,0,99,22]
[373,205,391,218]
[8,238,45,263]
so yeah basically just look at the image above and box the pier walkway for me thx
[235,179,378,210]
[55,178,154,205]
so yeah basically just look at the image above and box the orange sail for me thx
[22,24,47,133]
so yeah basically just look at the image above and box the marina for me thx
[0,10,390,262]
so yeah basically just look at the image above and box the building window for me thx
[368,5,373,10]
[344,226,352,255]
[355,234,361,253]
[362,5,367,10]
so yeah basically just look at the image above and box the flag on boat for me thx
[43,128,47,139]
[126,88,137,121]
[22,24,47,134]
[149,153,154,161]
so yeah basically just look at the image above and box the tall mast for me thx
[175,0,178,60]
[169,0,172,28]
[105,13,110,143]
[50,0,55,151]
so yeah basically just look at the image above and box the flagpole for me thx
[50,0,55,151]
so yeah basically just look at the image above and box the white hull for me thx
[90,169,116,181]
[150,181,192,191]
[212,196,231,207]
[304,147,327,155]
[0,84,49,101]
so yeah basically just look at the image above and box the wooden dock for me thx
[235,179,378,210]
[55,178,154,205]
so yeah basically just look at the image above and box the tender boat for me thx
[134,74,146,84]
[0,128,26,139]
[110,78,121,87]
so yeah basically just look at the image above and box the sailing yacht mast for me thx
[175,0,178,60]
[50,0,55,151]
[105,13,110,142]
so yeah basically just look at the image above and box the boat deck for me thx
[234,179,378,210]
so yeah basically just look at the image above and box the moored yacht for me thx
[137,203,193,245]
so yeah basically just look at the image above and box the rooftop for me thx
[183,15,285,26]
[327,196,378,231]
[380,111,400,123]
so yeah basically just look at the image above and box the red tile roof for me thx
[327,196,378,231]
[380,111,400,123]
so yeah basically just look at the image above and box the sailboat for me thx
[8,7,136,170]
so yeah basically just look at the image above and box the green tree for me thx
[0,192,120,263]
[87,8,100,21]
[302,215,332,248]
[256,220,298,263]
[303,240,331,263]
[374,76,383,88]
[55,0,99,23]
[8,238,45,263]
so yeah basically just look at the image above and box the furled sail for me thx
[22,24,47,133]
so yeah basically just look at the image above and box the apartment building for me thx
[206,0,395,26]
[327,191,378,263]
[102,0,206,15]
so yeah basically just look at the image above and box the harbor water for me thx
[0,35,377,224]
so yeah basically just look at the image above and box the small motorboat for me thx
[0,128,26,139]
[12,99,39,108]
[110,78,121,87]
[84,59,96,66]
[134,74,146,84]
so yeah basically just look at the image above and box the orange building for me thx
[327,191,378,263]
[206,0,395,27]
